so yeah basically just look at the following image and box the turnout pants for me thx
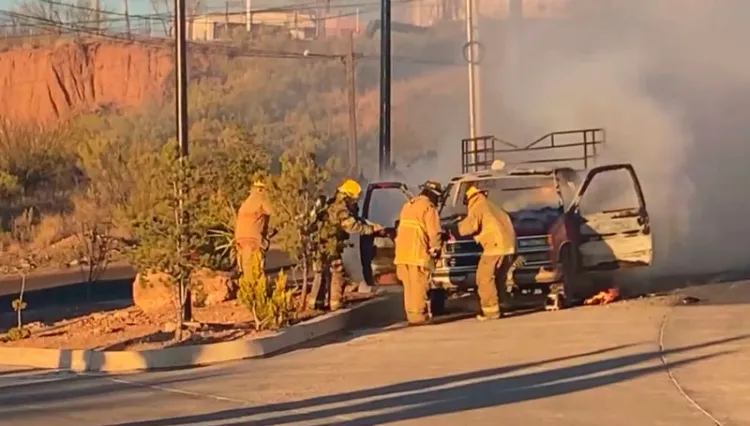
[308,258,347,311]
[475,254,512,317]
[396,264,430,324]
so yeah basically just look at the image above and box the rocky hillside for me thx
[0,41,173,124]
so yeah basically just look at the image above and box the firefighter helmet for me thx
[419,180,443,197]
[463,183,485,204]
[337,179,362,198]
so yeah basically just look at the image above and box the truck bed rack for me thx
[461,128,605,173]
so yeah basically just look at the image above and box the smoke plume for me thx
[394,0,750,276]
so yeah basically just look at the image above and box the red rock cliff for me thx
[0,41,173,124]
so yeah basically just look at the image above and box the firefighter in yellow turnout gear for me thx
[310,179,385,311]
[394,181,443,325]
[235,180,275,275]
[450,183,516,321]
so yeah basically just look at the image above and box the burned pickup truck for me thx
[359,128,654,312]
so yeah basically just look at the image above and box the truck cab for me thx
[358,128,654,311]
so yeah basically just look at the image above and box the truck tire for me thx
[428,288,447,316]
[560,246,581,306]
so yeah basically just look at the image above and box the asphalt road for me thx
[0,279,748,426]
[0,250,295,311]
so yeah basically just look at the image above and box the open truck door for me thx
[567,164,653,270]
[360,182,413,285]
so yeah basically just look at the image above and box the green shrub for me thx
[237,250,294,331]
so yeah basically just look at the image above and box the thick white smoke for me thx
[392,0,750,276]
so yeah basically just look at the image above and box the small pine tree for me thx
[237,250,294,331]
[127,142,209,338]
[270,269,294,326]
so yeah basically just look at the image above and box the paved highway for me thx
[0,250,295,297]
[0,250,295,311]
[0,279,747,425]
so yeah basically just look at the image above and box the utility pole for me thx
[93,0,101,34]
[225,0,230,38]
[378,0,391,178]
[175,0,192,323]
[344,31,358,174]
[246,0,252,32]
[123,0,131,37]
[465,0,482,140]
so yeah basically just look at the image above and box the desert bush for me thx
[71,191,119,285]
[0,121,80,194]
[11,207,37,245]
[237,250,294,331]
[0,170,21,200]
[31,214,69,249]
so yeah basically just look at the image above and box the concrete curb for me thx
[0,294,396,373]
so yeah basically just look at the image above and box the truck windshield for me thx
[441,176,561,219]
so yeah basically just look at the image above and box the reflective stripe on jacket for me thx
[394,195,441,268]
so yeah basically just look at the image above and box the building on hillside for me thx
[188,10,363,41]
[408,0,570,26]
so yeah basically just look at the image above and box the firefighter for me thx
[235,179,274,275]
[310,179,385,311]
[449,183,516,321]
[394,180,443,325]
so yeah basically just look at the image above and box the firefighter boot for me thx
[329,259,347,311]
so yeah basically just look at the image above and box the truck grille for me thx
[443,240,481,254]
[447,255,481,268]
[439,235,553,270]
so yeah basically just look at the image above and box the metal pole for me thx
[473,0,482,136]
[246,0,252,32]
[465,0,478,140]
[175,0,191,322]
[345,31,358,174]
[225,0,230,37]
[378,0,391,178]
[95,0,101,34]
[464,0,478,171]
[124,0,131,37]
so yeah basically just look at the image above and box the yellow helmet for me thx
[463,183,484,204]
[337,179,362,198]
[465,184,480,199]
[252,179,266,189]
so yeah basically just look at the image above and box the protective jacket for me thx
[325,193,380,257]
[394,195,441,268]
[456,193,516,256]
[235,189,274,251]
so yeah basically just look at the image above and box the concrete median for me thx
[0,290,404,373]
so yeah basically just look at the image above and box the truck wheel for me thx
[559,247,581,307]
[428,288,447,316]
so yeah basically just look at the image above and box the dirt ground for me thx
[0,293,375,351]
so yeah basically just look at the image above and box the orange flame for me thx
[584,288,620,305]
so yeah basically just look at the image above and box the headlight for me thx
[517,236,551,249]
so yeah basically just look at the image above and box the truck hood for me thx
[440,207,562,239]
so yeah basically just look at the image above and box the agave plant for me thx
[207,196,238,270]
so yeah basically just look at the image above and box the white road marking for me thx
[659,311,725,426]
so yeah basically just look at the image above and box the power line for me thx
[0,8,461,67]
[35,0,415,22]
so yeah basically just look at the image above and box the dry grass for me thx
[31,214,70,250]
